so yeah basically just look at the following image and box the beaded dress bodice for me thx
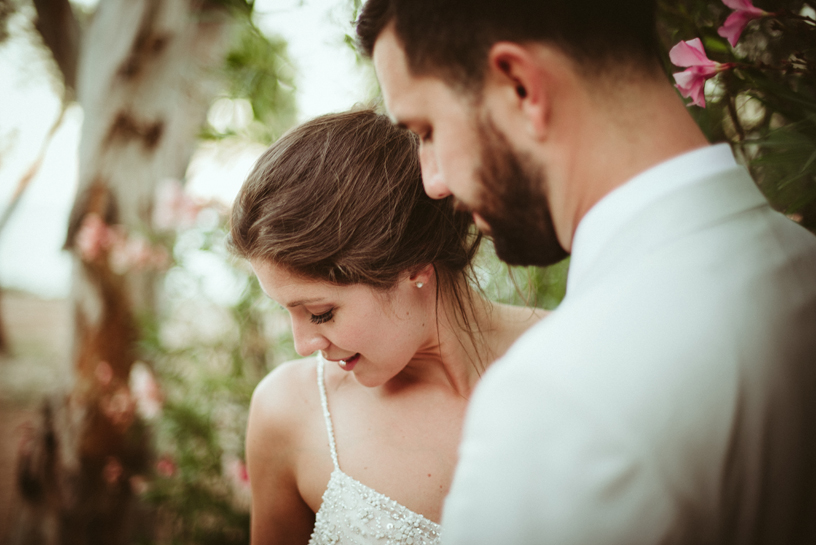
[308,359,442,545]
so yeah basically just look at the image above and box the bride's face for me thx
[251,259,435,387]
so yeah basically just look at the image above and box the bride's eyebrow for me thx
[286,297,326,309]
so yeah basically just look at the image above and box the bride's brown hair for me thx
[229,109,484,349]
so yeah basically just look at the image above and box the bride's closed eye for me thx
[310,309,334,325]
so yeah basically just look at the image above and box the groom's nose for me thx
[419,142,451,199]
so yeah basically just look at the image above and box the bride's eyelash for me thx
[310,309,334,325]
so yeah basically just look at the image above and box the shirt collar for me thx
[566,143,739,295]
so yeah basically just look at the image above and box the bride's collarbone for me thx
[333,377,467,440]
[331,428,455,524]
[306,372,462,519]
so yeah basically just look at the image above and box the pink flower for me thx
[95,360,114,387]
[75,213,170,272]
[110,235,149,274]
[224,456,251,510]
[156,456,176,477]
[226,458,250,487]
[153,178,202,231]
[109,234,171,274]
[669,39,734,108]
[100,386,136,430]
[75,213,115,261]
[718,0,769,47]
[103,456,124,485]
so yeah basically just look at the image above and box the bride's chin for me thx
[353,373,380,388]
[351,369,390,389]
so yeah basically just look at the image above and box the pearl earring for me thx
[415,282,424,288]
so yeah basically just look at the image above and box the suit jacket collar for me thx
[566,145,768,297]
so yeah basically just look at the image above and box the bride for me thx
[229,109,546,544]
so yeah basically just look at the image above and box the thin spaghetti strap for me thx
[316,355,340,470]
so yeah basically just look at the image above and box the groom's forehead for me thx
[373,29,426,120]
[374,29,467,125]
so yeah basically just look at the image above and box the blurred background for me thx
[0,0,812,543]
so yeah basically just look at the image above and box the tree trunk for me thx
[14,1,233,543]
[0,286,7,355]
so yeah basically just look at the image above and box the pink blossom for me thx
[129,361,163,420]
[109,234,171,274]
[718,0,769,47]
[153,178,202,231]
[669,39,734,108]
[75,213,115,261]
[226,458,250,487]
[110,236,149,274]
[75,213,170,272]
[95,360,114,387]
[100,386,135,430]
[224,456,251,510]
[156,456,176,477]
[103,456,124,485]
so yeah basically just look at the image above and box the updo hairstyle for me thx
[229,109,482,311]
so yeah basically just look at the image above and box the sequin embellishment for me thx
[308,357,442,545]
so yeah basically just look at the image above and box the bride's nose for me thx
[291,319,330,357]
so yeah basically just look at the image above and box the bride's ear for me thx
[408,264,435,288]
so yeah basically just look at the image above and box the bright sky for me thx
[0,0,372,298]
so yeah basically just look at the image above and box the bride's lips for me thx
[336,353,360,371]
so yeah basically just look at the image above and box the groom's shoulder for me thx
[495,253,809,387]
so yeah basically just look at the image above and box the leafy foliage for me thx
[476,241,569,311]
[202,12,297,144]
[136,209,296,544]
[658,0,816,229]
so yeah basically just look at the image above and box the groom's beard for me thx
[472,116,568,267]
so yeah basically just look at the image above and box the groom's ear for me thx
[485,42,556,141]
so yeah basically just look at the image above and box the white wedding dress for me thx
[308,358,442,545]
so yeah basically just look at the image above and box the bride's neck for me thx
[433,285,502,397]
[433,285,546,398]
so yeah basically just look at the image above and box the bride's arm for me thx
[246,363,316,545]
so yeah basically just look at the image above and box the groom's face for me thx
[473,116,568,267]
[373,27,484,210]
[373,26,567,267]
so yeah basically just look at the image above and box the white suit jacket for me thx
[443,145,816,544]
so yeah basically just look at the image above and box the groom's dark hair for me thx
[356,0,662,92]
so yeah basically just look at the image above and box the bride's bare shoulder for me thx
[496,302,550,326]
[246,358,321,541]
[248,357,320,439]
[486,303,551,360]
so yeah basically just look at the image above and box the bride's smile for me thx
[250,258,447,389]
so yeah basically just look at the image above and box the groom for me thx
[358,1,816,543]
